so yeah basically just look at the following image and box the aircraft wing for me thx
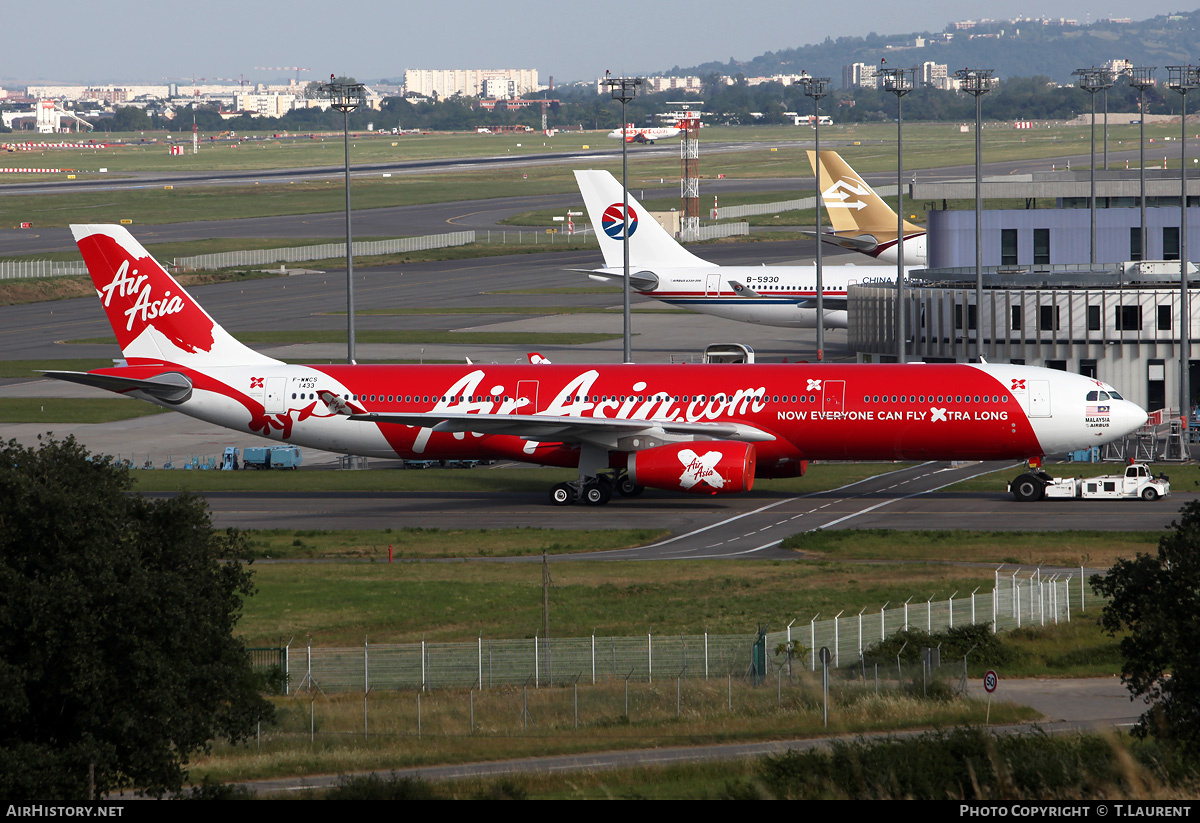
[568,268,661,291]
[44,370,193,403]
[348,410,775,450]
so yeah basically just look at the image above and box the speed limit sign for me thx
[984,670,999,693]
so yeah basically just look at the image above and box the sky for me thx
[3,1,1192,87]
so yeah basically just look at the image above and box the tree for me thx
[0,437,273,800]
[104,106,152,133]
[1092,500,1200,755]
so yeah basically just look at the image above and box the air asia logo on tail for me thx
[602,203,638,239]
[77,230,216,356]
[99,260,186,332]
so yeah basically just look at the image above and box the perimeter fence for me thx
[171,231,476,271]
[276,567,1088,697]
[711,185,899,220]
[0,260,89,280]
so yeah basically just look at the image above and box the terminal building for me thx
[918,169,1200,268]
[848,263,1197,415]
[847,168,1200,416]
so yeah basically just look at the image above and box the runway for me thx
[162,459,1186,555]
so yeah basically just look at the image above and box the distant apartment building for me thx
[842,62,878,90]
[28,84,171,102]
[234,93,296,118]
[745,74,810,87]
[481,75,516,99]
[644,75,705,93]
[403,69,539,99]
[1105,58,1133,76]
[920,61,948,89]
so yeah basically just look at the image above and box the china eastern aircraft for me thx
[574,169,907,329]
[50,224,1145,506]
[808,150,927,266]
[606,123,683,144]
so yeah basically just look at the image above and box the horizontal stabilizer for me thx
[44,370,193,403]
[799,229,880,253]
[571,268,661,292]
[727,280,761,298]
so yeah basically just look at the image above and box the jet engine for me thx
[626,441,756,495]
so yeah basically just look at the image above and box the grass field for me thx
[0,397,165,423]
[236,555,1078,647]
[1,122,1182,230]
[191,530,1122,786]
[782,528,1164,568]
[243,526,667,561]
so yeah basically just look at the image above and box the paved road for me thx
[126,461,1188,542]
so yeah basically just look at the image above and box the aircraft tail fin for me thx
[71,224,279,368]
[574,170,709,270]
[808,151,922,236]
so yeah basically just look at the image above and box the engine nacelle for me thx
[627,441,756,495]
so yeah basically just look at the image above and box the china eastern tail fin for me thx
[574,170,709,270]
[807,151,923,237]
[71,224,279,367]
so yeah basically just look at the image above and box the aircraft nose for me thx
[1116,400,1149,437]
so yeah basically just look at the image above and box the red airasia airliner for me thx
[49,225,1147,505]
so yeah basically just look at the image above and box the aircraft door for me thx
[264,377,287,414]
[516,380,539,414]
[1027,380,1051,418]
[822,380,845,413]
[705,274,721,296]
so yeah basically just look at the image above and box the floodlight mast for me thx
[879,65,917,364]
[955,68,994,364]
[603,73,643,364]
[796,74,831,361]
[1167,65,1200,431]
[321,75,367,364]
[1073,67,1115,266]
[1126,67,1158,265]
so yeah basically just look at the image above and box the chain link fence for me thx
[172,231,476,271]
[0,260,89,280]
[766,570,1083,676]
[273,567,1086,696]
[288,633,756,695]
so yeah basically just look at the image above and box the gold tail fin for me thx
[808,150,922,236]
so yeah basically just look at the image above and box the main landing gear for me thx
[550,470,645,506]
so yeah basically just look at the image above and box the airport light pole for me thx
[796,74,830,361]
[321,75,366,364]
[1074,67,1114,266]
[603,73,643,364]
[1128,67,1158,265]
[955,68,993,363]
[1168,65,1200,428]
[880,65,916,364]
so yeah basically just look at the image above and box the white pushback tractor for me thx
[1009,462,1170,502]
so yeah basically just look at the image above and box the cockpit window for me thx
[1086,391,1098,401]
[1109,390,1123,400]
